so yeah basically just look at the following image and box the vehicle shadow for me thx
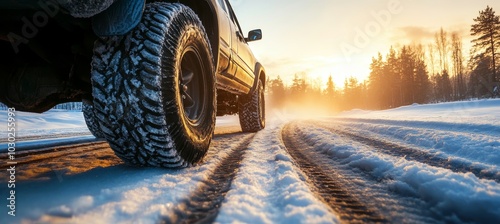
[1,128,248,222]
[1,164,176,221]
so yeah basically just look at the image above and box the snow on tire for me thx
[90,3,215,168]
[238,79,265,132]
[82,102,105,138]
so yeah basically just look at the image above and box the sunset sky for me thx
[229,0,500,88]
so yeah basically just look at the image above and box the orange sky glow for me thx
[230,0,500,89]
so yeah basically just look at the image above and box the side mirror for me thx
[245,29,262,42]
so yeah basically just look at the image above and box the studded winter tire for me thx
[238,79,265,132]
[90,3,215,168]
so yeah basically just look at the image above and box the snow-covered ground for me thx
[334,99,500,171]
[1,99,499,223]
[318,99,500,222]
[0,110,90,141]
[338,99,500,125]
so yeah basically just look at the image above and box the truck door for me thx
[225,0,256,89]
[216,0,232,74]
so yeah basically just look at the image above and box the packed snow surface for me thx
[0,99,499,223]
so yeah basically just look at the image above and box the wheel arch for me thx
[176,0,220,70]
[254,62,266,91]
[93,0,220,69]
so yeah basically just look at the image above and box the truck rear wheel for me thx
[90,3,215,167]
[238,79,266,132]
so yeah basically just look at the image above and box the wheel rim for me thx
[179,46,208,126]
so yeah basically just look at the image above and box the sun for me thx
[308,61,371,90]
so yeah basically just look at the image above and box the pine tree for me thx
[471,6,500,82]
[469,55,493,97]
[342,76,362,110]
[269,76,286,108]
[368,53,387,109]
[413,44,430,104]
[386,47,401,107]
[325,75,336,98]
[291,73,307,98]
[323,75,338,111]
[400,46,416,105]
[440,70,453,101]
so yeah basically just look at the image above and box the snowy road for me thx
[1,99,500,223]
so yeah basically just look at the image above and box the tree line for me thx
[267,5,500,112]
[0,102,83,111]
[267,73,360,113]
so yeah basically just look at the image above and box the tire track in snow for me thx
[314,122,500,183]
[162,133,256,223]
[285,122,442,223]
[282,123,388,223]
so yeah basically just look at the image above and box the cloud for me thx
[394,26,435,43]
[392,25,471,45]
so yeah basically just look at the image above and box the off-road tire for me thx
[91,3,215,168]
[82,102,105,138]
[238,79,265,132]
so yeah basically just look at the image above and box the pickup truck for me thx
[0,0,266,168]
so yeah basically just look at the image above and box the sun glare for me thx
[308,62,371,89]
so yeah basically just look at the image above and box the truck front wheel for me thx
[90,3,215,167]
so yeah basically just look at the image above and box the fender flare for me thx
[252,62,266,92]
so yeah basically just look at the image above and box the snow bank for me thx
[0,110,89,140]
[334,120,500,168]
[339,99,500,126]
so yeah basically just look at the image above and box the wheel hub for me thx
[179,47,207,125]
